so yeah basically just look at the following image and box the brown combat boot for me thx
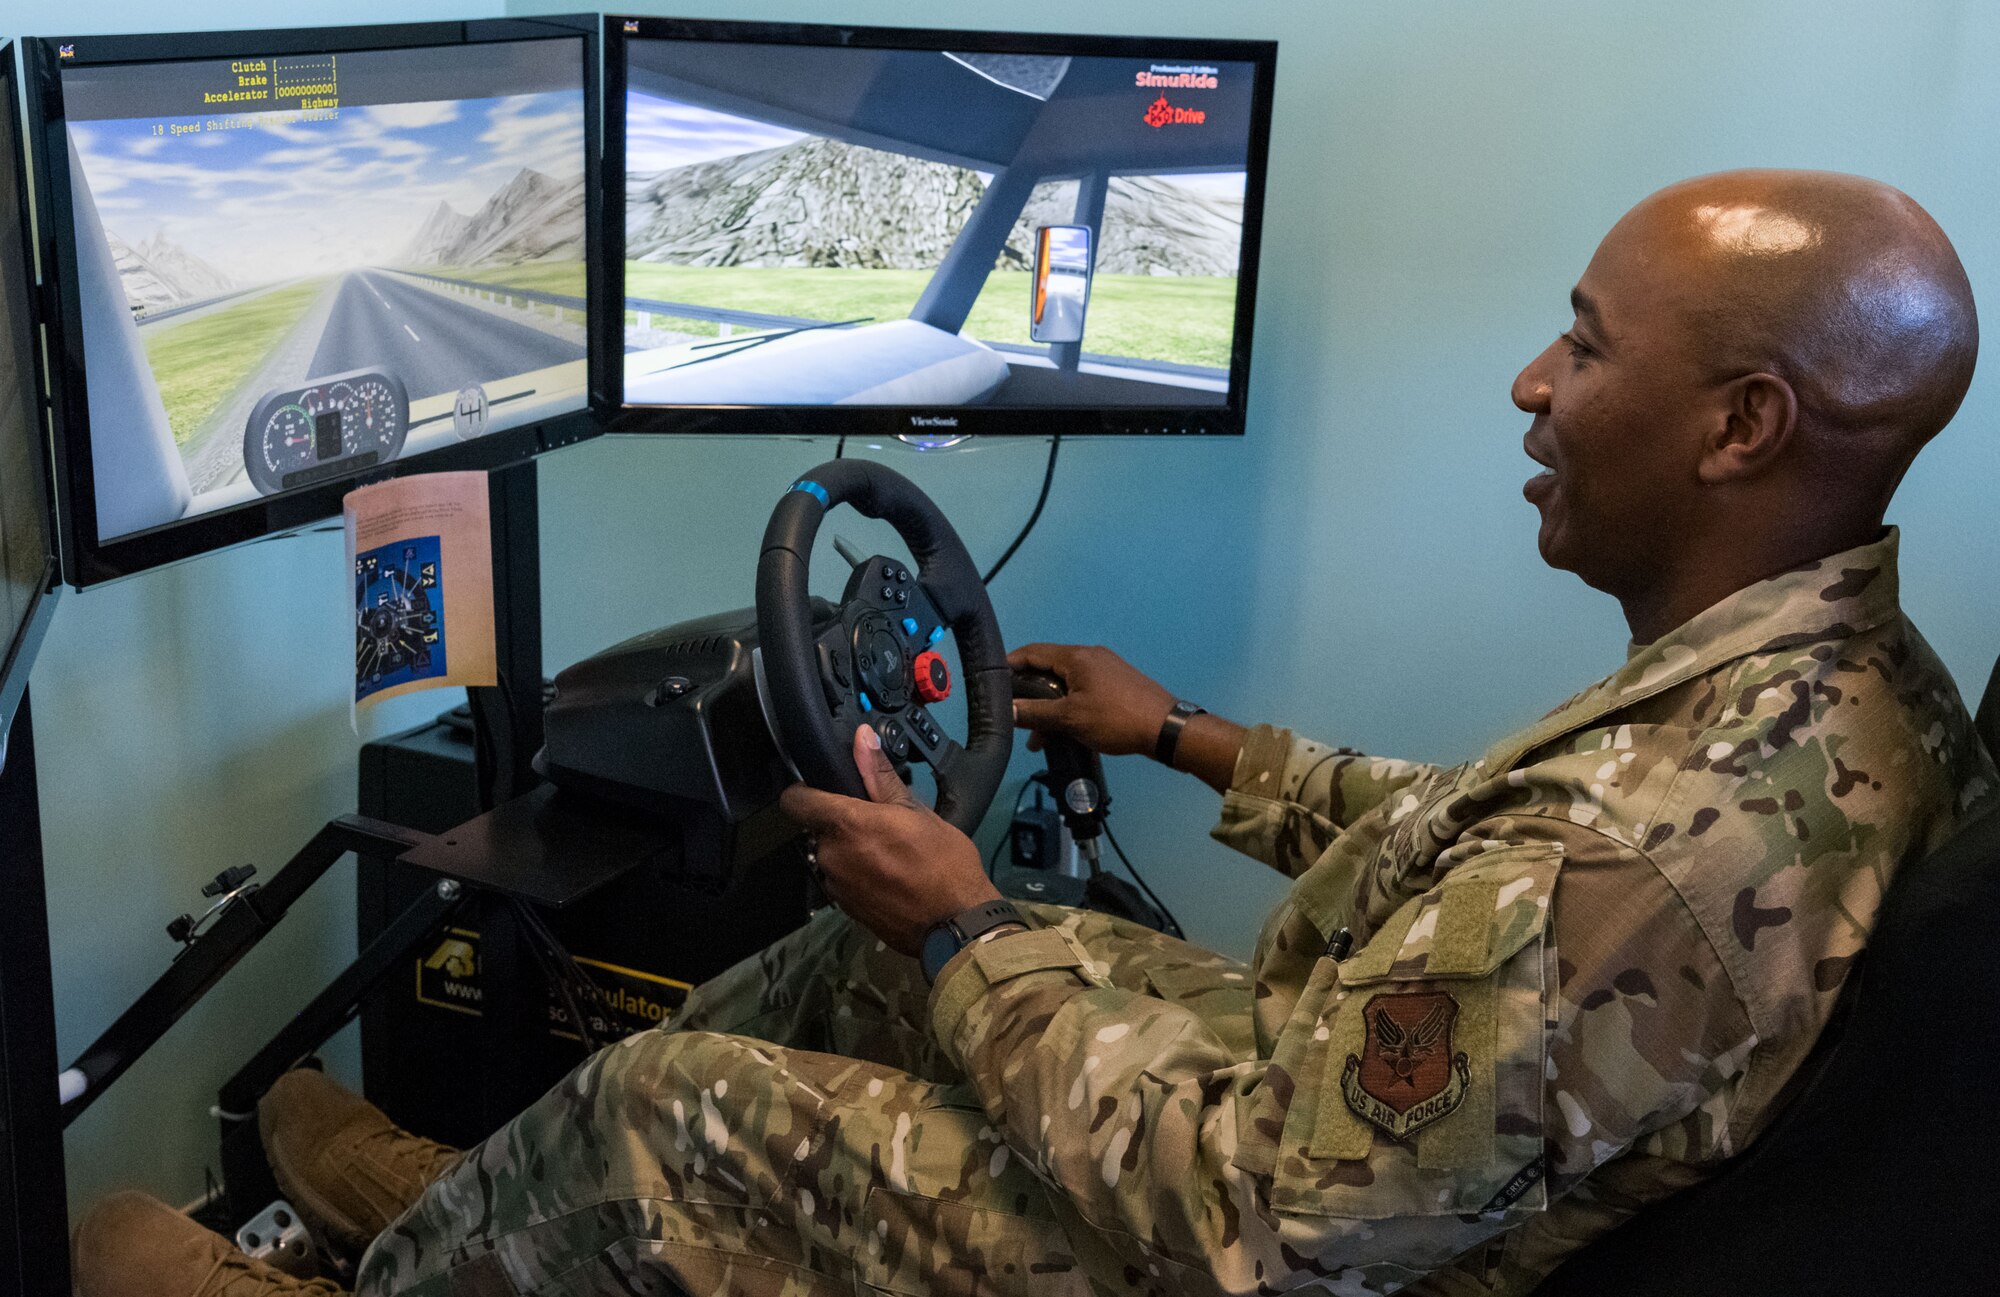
[72,1191,346,1296]
[258,1068,461,1254]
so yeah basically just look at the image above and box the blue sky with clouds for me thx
[625,91,808,176]
[70,91,584,286]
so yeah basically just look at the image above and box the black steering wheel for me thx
[756,460,1011,834]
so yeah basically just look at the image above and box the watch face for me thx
[921,925,962,982]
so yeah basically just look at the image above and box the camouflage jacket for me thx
[930,529,1994,1295]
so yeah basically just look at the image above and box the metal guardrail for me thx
[134,285,264,325]
[394,269,589,314]
[393,269,825,332]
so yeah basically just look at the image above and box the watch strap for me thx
[1154,699,1208,767]
[922,899,1026,983]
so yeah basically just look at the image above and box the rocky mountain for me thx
[626,138,1242,277]
[107,230,235,312]
[627,137,984,269]
[999,176,1243,276]
[399,168,585,268]
[397,201,474,265]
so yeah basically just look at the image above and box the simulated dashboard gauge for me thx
[242,367,411,496]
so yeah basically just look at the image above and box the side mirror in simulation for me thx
[1029,224,1093,344]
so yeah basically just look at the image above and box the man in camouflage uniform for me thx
[74,169,1996,1296]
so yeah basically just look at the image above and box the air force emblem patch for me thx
[1341,990,1471,1140]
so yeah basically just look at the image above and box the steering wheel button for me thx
[895,569,909,582]
[928,626,945,644]
[901,617,920,636]
[913,650,952,703]
[858,692,873,712]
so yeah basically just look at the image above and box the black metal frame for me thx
[601,14,1278,440]
[0,34,61,742]
[24,15,605,587]
[214,877,466,1219]
[0,694,70,1295]
[468,461,546,809]
[0,36,71,1292]
[56,815,434,1126]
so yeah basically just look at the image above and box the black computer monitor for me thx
[1,41,60,738]
[28,16,603,586]
[603,17,1277,440]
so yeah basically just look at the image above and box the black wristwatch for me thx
[920,899,1026,983]
[1154,699,1208,767]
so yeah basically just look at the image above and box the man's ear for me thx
[1698,371,1798,484]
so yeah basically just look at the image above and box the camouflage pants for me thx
[353,903,1254,1296]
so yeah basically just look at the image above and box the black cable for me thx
[834,434,847,460]
[520,904,604,1022]
[513,905,599,1054]
[1103,824,1183,939]
[982,434,1061,585]
[986,778,1040,877]
[512,900,608,1053]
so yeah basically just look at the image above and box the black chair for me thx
[1535,659,2000,1295]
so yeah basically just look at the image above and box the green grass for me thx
[622,264,1238,368]
[143,280,328,446]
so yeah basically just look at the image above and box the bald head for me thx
[1618,169,1977,488]
[1514,169,1977,641]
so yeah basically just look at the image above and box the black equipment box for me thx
[357,711,812,1147]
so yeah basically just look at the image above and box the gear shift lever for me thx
[1011,668,1109,869]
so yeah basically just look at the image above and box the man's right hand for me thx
[1007,643,1178,757]
[1008,643,1249,792]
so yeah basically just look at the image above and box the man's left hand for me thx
[779,726,1003,957]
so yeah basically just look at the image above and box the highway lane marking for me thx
[403,324,422,342]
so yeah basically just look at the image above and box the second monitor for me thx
[607,17,1277,438]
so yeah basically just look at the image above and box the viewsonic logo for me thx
[910,415,959,428]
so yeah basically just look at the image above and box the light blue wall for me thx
[21,0,2000,1222]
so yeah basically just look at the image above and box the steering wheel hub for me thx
[854,615,911,710]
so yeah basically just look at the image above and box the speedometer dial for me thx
[343,376,406,457]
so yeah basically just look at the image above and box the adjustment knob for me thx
[913,650,951,703]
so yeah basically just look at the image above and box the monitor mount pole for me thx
[463,457,557,1127]
[467,458,545,811]
[0,690,72,1294]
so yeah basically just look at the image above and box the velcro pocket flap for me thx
[973,927,1095,982]
[1336,845,1561,986]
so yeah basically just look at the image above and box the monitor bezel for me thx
[0,41,61,733]
[27,16,605,587]
[601,15,1277,440]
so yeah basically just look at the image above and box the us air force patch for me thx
[1341,990,1470,1140]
